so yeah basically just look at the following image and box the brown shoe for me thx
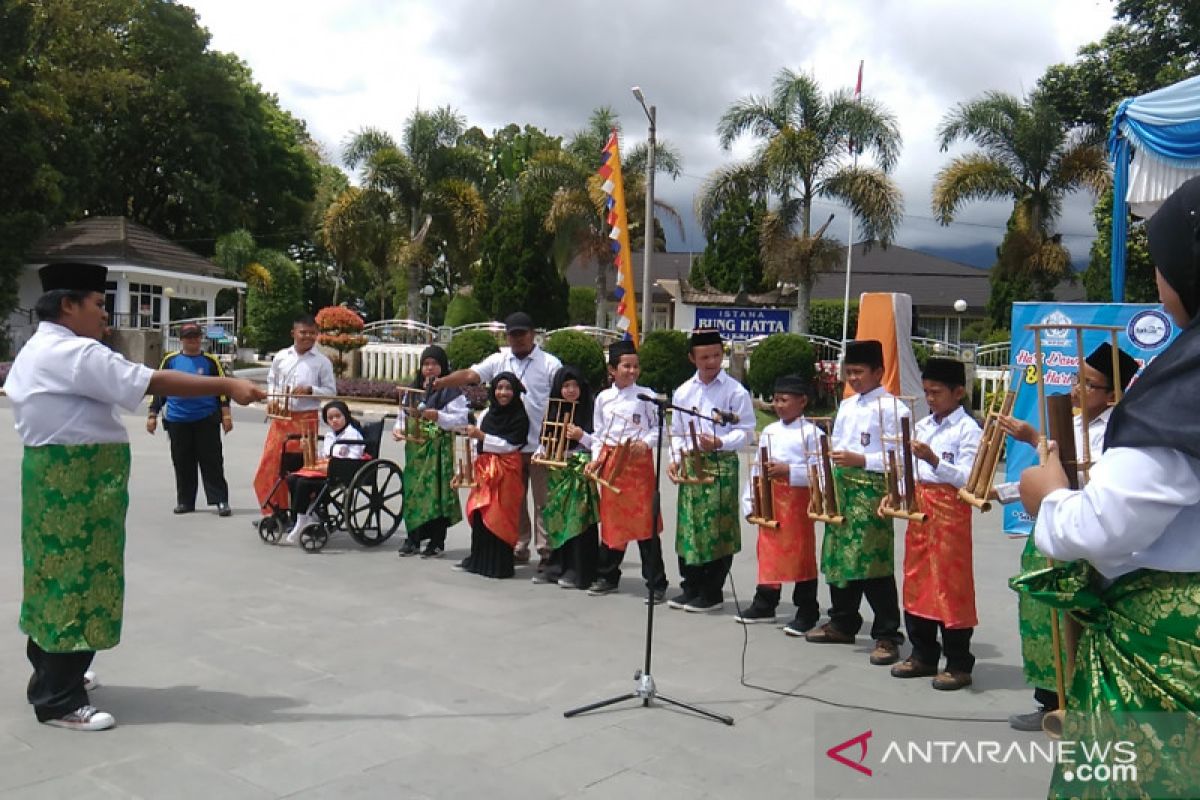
[889,657,937,678]
[513,548,531,564]
[804,624,855,644]
[869,639,901,665]
[932,670,973,691]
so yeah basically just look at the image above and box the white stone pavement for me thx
[0,403,1049,799]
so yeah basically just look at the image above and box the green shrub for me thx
[443,293,490,328]
[912,343,931,369]
[543,329,606,390]
[447,329,499,371]
[960,318,992,344]
[985,327,1011,345]
[568,287,597,326]
[746,333,816,400]
[808,299,858,341]
[639,330,692,394]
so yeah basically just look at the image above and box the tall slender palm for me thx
[932,91,1108,323]
[702,68,903,334]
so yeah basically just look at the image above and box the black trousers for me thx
[165,412,229,507]
[286,474,326,515]
[406,518,449,548]
[1034,687,1060,711]
[597,537,668,591]
[753,580,819,624]
[827,575,903,643]
[544,525,600,588]
[678,554,733,603]
[905,611,975,673]
[27,638,94,721]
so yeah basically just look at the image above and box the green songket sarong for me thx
[21,443,131,652]
[819,466,894,586]
[676,450,741,566]
[1015,534,1062,693]
[403,423,463,532]
[542,450,599,550]
[1012,563,1200,800]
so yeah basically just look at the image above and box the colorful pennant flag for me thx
[598,129,640,346]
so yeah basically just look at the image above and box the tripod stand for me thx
[564,395,734,726]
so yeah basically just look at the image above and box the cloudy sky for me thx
[186,0,1118,267]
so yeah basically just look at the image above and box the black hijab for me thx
[1106,178,1200,460]
[480,372,529,447]
[322,400,363,439]
[413,345,461,411]
[550,366,595,449]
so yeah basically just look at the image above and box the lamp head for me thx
[631,86,644,103]
[953,299,968,313]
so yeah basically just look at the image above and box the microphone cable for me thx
[726,571,1009,724]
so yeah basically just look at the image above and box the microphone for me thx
[711,408,740,425]
[637,392,669,404]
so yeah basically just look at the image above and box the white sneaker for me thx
[83,670,98,691]
[42,705,115,731]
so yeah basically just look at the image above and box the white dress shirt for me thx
[481,434,523,454]
[324,425,367,460]
[996,405,1112,504]
[591,383,660,457]
[830,386,911,473]
[269,346,336,413]
[1034,446,1200,579]
[668,370,755,458]
[740,416,820,516]
[913,406,982,487]
[7,322,155,446]
[472,346,563,453]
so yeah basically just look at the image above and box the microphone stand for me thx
[564,395,734,726]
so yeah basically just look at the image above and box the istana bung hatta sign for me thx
[693,307,791,340]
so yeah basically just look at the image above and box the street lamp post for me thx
[632,86,655,341]
[953,298,968,344]
[421,284,436,326]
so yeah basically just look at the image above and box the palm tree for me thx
[522,107,683,328]
[932,91,1108,324]
[702,68,903,334]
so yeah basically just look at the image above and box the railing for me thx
[361,319,437,344]
[108,311,159,330]
[360,342,426,382]
[912,336,964,357]
[973,342,1010,368]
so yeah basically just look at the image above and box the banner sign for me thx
[1003,302,1178,535]
[693,306,791,340]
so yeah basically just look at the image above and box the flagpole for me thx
[839,60,864,355]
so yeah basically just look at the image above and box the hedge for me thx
[542,329,606,390]
[746,333,817,399]
[639,330,692,394]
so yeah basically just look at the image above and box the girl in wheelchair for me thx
[283,400,368,545]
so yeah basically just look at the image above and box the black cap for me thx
[504,312,534,332]
[608,340,637,365]
[922,357,966,388]
[688,327,723,348]
[179,323,203,338]
[774,374,812,396]
[1085,342,1139,392]
[1147,175,1200,320]
[39,262,108,293]
[844,339,884,369]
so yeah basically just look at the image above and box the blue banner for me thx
[1003,302,1178,535]
[693,306,791,340]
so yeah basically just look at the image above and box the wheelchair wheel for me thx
[257,515,283,544]
[299,523,329,553]
[346,460,404,546]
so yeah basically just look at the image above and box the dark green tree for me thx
[690,186,767,293]
[245,250,304,353]
[1081,189,1159,303]
[474,200,568,329]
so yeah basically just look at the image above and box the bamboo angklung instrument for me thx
[669,411,716,485]
[531,398,576,468]
[586,414,632,494]
[958,367,1020,511]
[1025,323,1123,738]
[299,418,320,469]
[746,433,779,529]
[876,396,926,522]
[392,384,429,443]
[449,428,477,489]
[806,417,844,524]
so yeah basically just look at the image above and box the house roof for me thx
[564,252,695,304]
[26,216,223,279]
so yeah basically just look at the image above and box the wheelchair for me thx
[256,415,404,553]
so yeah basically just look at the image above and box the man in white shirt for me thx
[666,328,755,613]
[434,312,563,566]
[253,315,337,516]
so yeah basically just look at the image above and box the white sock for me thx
[286,513,311,541]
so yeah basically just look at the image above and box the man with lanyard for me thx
[666,328,755,613]
[147,322,233,516]
[253,315,337,517]
[6,262,263,731]
[434,312,562,567]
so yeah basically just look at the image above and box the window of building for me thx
[129,283,162,328]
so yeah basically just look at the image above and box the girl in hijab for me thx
[284,400,367,545]
[455,372,528,578]
[394,345,468,558]
[534,365,600,590]
[1015,175,1200,799]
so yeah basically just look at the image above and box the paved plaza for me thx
[0,402,1051,798]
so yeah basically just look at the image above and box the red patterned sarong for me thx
[466,452,525,547]
[598,445,662,549]
[253,411,319,513]
[902,482,977,629]
[756,483,816,584]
